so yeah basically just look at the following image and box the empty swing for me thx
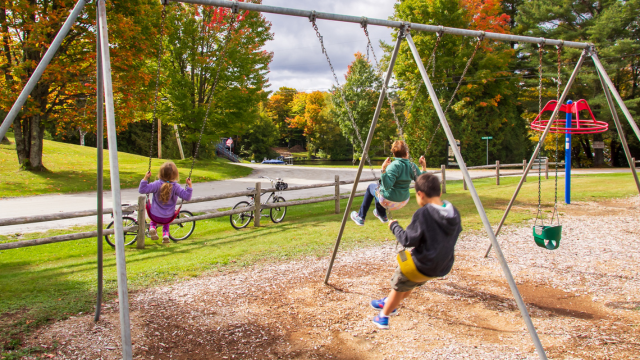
[529,44,608,250]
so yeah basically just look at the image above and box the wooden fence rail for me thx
[0,162,567,250]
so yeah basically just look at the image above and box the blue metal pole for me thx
[565,100,573,204]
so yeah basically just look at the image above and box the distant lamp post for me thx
[481,136,493,165]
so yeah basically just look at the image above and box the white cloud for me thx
[261,0,397,93]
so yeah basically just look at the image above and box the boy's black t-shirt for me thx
[390,201,462,277]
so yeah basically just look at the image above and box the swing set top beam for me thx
[173,0,591,49]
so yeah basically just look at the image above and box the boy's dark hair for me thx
[416,173,441,198]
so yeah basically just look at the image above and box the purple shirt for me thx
[139,180,193,218]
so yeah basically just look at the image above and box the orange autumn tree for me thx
[0,0,159,170]
[287,91,344,157]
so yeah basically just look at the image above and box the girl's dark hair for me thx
[391,140,408,158]
[415,173,441,198]
[158,161,179,204]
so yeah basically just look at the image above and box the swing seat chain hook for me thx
[309,10,317,23]
[231,1,239,14]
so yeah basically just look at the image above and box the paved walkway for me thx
[0,164,632,235]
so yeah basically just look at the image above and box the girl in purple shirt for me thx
[139,161,193,243]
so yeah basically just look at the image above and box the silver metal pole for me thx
[0,0,87,140]
[173,0,589,49]
[94,3,104,323]
[324,28,405,284]
[484,50,588,258]
[97,1,133,359]
[406,31,548,360]
[590,51,640,144]
[596,69,640,194]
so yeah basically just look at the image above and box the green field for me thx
[0,172,638,355]
[0,135,253,198]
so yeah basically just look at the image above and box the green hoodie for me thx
[379,158,424,202]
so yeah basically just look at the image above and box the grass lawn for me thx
[0,172,638,353]
[0,134,253,198]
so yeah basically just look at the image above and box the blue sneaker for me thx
[350,211,364,226]
[370,298,398,316]
[372,314,389,329]
[373,209,388,223]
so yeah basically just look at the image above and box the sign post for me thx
[482,136,493,165]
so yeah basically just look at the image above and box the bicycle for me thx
[104,204,196,247]
[230,176,288,230]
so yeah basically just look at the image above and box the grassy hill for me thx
[0,134,252,198]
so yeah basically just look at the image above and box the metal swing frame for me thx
[1,1,640,359]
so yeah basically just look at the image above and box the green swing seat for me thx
[532,225,562,250]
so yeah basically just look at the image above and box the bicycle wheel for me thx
[169,210,196,241]
[270,196,287,223]
[104,216,138,248]
[230,201,253,230]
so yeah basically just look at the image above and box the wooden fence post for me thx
[254,182,261,227]
[441,165,446,194]
[496,160,500,185]
[136,196,145,249]
[463,163,468,190]
[545,158,549,179]
[523,159,527,182]
[335,175,340,214]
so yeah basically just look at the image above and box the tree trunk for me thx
[593,133,604,167]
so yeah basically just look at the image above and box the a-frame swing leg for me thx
[405,32,548,360]
[97,1,133,359]
[324,27,405,284]
[591,52,640,143]
[484,50,589,258]
[95,2,105,323]
[596,67,640,194]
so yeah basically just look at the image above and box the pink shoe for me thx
[148,226,159,240]
[162,231,170,244]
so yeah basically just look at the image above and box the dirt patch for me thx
[18,197,640,359]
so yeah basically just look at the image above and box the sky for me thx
[260,0,397,93]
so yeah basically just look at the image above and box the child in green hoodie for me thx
[351,140,427,225]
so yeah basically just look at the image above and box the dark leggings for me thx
[357,183,387,220]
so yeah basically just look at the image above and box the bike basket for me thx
[276,181,288,191]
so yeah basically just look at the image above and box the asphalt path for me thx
[0,163,631,235]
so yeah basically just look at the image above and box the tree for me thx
[390,0,528,166]
[516,0,640,167]
[240,111,278,160]
[331,52,395,160]
[286,91,348,158]
[264,87,303,146]
[0,0,160,170]
[160,2,273,159]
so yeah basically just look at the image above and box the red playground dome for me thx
[530,99,609,134]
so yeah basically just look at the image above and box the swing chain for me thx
[363,24,403,139]
[189,11,238,179]
[424,34,483,155]
[406,31,442,118]
[535,42,544,228]
[148,2,168,174]
[552,44,563,226]
[312,18,376,178]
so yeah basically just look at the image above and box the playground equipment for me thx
[2,1,640,359]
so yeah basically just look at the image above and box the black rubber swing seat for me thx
[532,225,562,250]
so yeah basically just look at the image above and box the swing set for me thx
[2,1,640,359]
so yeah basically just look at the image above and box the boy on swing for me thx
[370,173,462,329]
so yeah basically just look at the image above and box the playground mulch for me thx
[22,197,640,359]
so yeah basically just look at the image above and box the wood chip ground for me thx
[22,197,640,359]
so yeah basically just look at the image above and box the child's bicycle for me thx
[230,176,288,230]
[104,204,196,247]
